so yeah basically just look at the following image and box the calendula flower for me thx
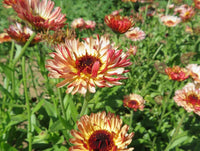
[165,66,189,81]
[71,18,86,29]
[125,27,145,41]
[174,4,195,21]
[160,15,181,27]
[104,14,134,34]
[194,0,200,9]
[7,22,41,45]
[0,33,11,43]
[173,82,200,116]
[69,111,134,151]
[12,0,66,31]
[126,45,137,56]
[123,93,145,111]
[85,20,96,30]
[46,35,132,95]
[186,64,200,84]
[179,7,195,21]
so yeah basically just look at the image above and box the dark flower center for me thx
[187,94,200,105]
[128,100,139,108]
[88,130,115,151]
[76,55,101,75]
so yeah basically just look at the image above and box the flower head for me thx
[186,64,200,84]
[165,66,189,81]
[125,27,145,41]
[194,0,200,9]
[173,82,200,116]
[12,0,66,31]
[126,45,137,56]
[0,33,12,43]
[69,111,134,151]
[71,18,86,29]
[104,15,134,34]
[123,93,145,111]
[7,22,41,45]
[46,35,132,95]
[85,20,96,30]
[160,15,181,27]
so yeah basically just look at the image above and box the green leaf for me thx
[50,120,65,132]
[8,114,27,127]
[43,100,57,117]
[32,99,44,114]
[0,142,18,151]
[168,136,189,150]
[0,84,13,100]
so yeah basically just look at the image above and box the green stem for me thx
[80,92,90,117]
[22,57,32,151]
[165,0,171,15]
[129,110,134,131]
[13,32,36,66]
[58,87,67,119]
[2,41,15,109]
[152,44,163,59]
[164,113,186,151]
[152,97,168,150]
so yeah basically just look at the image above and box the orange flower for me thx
[6,22,41,45]
[186,64,200,84]
[194,0,200,9]
[69,111,134,151]
[173,82,200,116]
[46,35,132,95]
[104,15,134,34]
[165,66,189,81]
[123,93,145,111]
[12,0,66,31]
[0,33,11,43]
[160,15,181,27]
[125,27,145,41]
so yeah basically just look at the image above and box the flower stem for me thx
[164,112,186,151]
[13,32,36,66]
[80,92,90,117]
[129,110,134,131]
[58,87,67,119]
[22,56,32,151]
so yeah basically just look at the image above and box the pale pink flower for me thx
[160,15,181,27]
[186,64,200,84]
[85,20,96,30]
[173,82,200,116]
[71,18,86,29]
[46,35,132,95]
[125,27,145,41]
[12,0,66,31]
[174,4,195,21]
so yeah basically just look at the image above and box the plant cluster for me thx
[0,0,200,151]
